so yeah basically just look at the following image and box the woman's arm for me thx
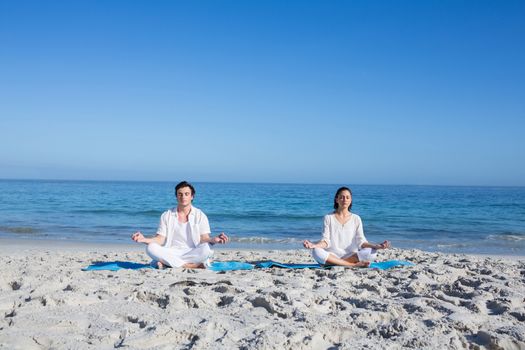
[361,240,391,250]
[303,239,328,249]
[131,232,166,245]
[304,215,331,249]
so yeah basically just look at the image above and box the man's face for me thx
[176,186,194,206]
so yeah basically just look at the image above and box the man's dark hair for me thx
[175,181,195,196]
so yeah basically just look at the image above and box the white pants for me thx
[312,247,377,265]
[146,243,212,268]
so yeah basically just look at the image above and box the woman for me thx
[303,186,390,267]
[131,181,229,269]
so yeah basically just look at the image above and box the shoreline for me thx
[1,237,524,261]
[1,239,524,348]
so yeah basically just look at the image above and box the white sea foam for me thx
[436,243,469,248]
[487,234,525,242]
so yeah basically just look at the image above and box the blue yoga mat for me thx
[256,260,415,270]
[208,261,254,271]
[369,260,415,270]
[82,261,154,271]
[82,261,254,272]
[255,261,325,269]
[83,259,414,272]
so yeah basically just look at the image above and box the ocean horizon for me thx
[3,177,525,187]
[1,179,524,256]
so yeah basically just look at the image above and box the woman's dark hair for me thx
[333,186,352,211]
[175,181,195,196]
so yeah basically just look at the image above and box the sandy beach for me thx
[1,239,524,349]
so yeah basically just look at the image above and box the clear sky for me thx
[1,0,524,186]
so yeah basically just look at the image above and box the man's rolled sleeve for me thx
[156,211,169,237]
[199,213,211,235]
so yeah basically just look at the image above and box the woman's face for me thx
[176,186,194,206]
[336,190,352,210]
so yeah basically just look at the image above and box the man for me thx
[131,181,229,269]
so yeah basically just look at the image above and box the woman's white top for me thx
[321,213,367,256]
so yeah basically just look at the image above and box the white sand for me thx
[1,239,524,349]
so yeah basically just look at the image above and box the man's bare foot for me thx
[182,262,205,269]
[157,261,165,269]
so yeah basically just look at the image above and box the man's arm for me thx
[200,232,229,245]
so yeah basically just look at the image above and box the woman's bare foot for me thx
[156,261,165,269]
[351,261,370,268]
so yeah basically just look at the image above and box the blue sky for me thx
[1,1,524,185]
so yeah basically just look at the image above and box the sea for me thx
[1,179,524,256]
